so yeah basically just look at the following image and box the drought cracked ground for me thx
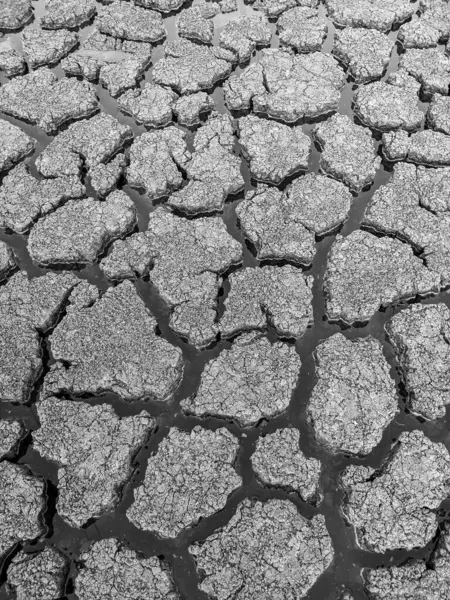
[3,0,450,599]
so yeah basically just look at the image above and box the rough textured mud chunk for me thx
[0,40,26,76]
[341,430,450,552]
[307,334,398,456]
[278,6,327,53]
[36,113,132,179]
[0,240,15,281]
[22,28,78,68]
[0,462,44,559]
[219,14,271,62]
[0,120,34,173]
[75,539,180,600]
[189,499,334,599]
[41,0,97,29]
[398,1,450,49]
[128,427,241,538]
[0,0,32,30]
[33,397,152,528]
[0,420,24,459]
[220,0,237,12]
[383,129,450,166]
[254,0,318,18]
[386,304,450,420]
[324,230,440,324]
[152,39,234,94]
[118,83,177,127]
[325,0,416,31]
[399,48,450,95]
[333,28,394,83]
[6,548,68,600]
[238,115,310,184]
[96,1,165,43]
[177,2,219,44]
[428,93,450,134]
[101,208,242,347]
[90,153,126,197]
[49,280,183,401]
[28,191,136,268]
[315,114,381,191]
[251,428,321,501]
[182,333,300,425]
[220,265,314,338]
[173,91,214,126]
[0,68,98,133]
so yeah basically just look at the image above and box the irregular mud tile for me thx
[333,28,394,83]
[27,191,137,268]
[173,91,214,126]
[278,6,327,53]
[189,499,334,599]
[98,58,147,98]
[0,462,45,559]
[218,14,271,63]
[177,2,219,45]
[251,428,321,501]
[165,180,224,214]
[32,397,153,527]
[135,0,187,12]
[383,129,450,166]
[0,271,78,404]
[0,240,16,281]
[314,113,381,191]
[399,47,450,95]
[398,0,450,49]
[96,1,165,43]
[0,68,98,133]
[0,39,26,76]
[324,0,416,31]
[41,0,97,29]
[101,208,242,347]
[152,39,235,94]
[386,304,450,420]
[0,120,34,173]
[428,93,450,134]
[181,332,300,425]
[324,230,440,324]
[117,83,178,127]
[90,153,126,197]
[48,280,183,401]
[307,334,398,456]
[382,128,410,161]
[127,427,241,538]
[219,265,314,339]
[220,0,237,13]
[238,114,310,184]
[6,547,68,600]
[223,62,266,112]
[36,113,132,179]
[75,539,181,600]
[126,127,189,199]
[253,0,319,18]
[21,28,78,68]
[0,0,32,30]
[341,430,450,552]
[0,420,24,459]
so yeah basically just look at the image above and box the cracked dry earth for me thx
[4,1,450,600]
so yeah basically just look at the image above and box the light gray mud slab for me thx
[101,208,242,347]
[32,396,153,528]
[220,0,238,13]
[135,0,187,12]
[0,68,98,133]
[0,120,34,173]
[219,265,314,338]
[341,430,450,552]
[40,0,97,29]
[152,39,235,94]
[0,40,26,76]
[218,14,271,62]
[36,113,132,179]
[0,420,24,459]
[383,129,450,167]
[173,92,214,126]
[399,47,450,95]
[21,28,78,68]
[251,428,322,501]
[5,547,68,600]
[224,49,346,122]
[189,499,334,599]
[324,0,416,31]
[278,6,327,53]
[428,92,450,134]
[0,240,15,281]
[127,427,241,538]
[74,538,181,600]
[324,230,440,324]
[27,191,137,268]
[117,83,178,127]
[253,0,319,18]
[176,2,219,45]
[314,113,381,191]
[90,153,126,197]
[0,0,32,30]
[307,333,398,456]
[0,271,78,404]
[0,461,45,559]
[386,303,450,420]
[96,1,165,43]
[398,0,450,49]
[181,332,301,426]
[333,28,394,83]
[238,114,311,184]
[48,280,184,401]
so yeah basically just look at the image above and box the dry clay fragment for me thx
[6,547,68,600]
[0,0,32,30]
[96,1,165,43]
[0,240,16,281]
[181,332,301,426]
[325,0,416,31]
[307,333,398,456]
[177,2,219,45]
[324,230,440,324]
[253,0,319,19]
[0,119,34,173]
[41,0,97,29]
[0,39,26,76]
[218,14,272,62]
[173,92,214,126]
[383,129,450,167]
[428,93,450,135]
[118,83,178,127]
[90,153,126,197]
[342,430,450,552]
[189,499,334,600]
[0,420,24,459]
[49,280,183,401]
[251,428,322,501]
[278,6,327,53]
[127,427,241,538]
[33,397,153,528]
[75,538,180,600]
[398,0,450,49]
[22,28,78,68]
[399,47,450,96]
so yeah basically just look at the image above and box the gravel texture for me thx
[218,14,271,62]
[0,120,34,173]
[278,6,327,52]
[0,420,24,459]
[324,0,416,31]
[96,1,166,43]
[41,0,97,29]
[22,28,78,68]
[177,2,219,45]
